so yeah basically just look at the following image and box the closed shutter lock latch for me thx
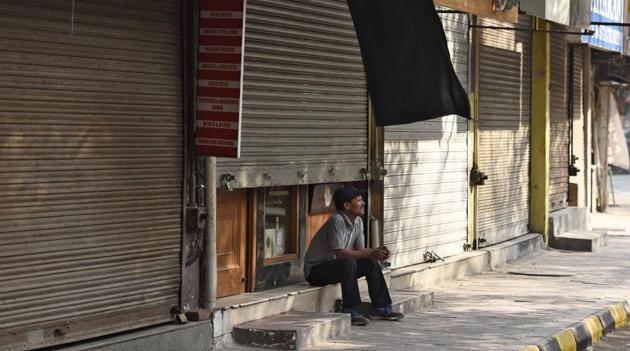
[470,167,488,186]
[220,174,236,191]
[360,167,371,180]
[569,155,580,176]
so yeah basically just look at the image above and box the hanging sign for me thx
[195,0,246,158]
[582,0,624,53]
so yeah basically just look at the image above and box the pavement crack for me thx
[505,272,576,277]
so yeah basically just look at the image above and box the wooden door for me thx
[217,189,247,297]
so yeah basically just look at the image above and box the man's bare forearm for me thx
[335,248,374,259]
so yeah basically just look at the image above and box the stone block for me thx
[550,230,607,252]
[232,311,350,350]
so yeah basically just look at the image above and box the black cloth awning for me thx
[347,0,470,126]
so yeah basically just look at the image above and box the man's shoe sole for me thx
[351,316,371,326]
[350,322,370,327]
[351,320,370,326]
[369,315,404,321]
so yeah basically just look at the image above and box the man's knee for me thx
[359,257,379,268]
[338,257,358,273]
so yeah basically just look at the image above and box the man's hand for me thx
[371,246,390,260]
[335,246,391,260]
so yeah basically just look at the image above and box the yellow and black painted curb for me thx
[520,300,629,351]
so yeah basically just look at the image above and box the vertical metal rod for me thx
[469,15,480,249]
[202,157,217,310]
[370,217,380,248]
[608,166,616,206]
[568,46,575,166]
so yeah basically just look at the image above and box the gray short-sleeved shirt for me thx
[303,211,365,279]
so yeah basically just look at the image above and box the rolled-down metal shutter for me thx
[0,2,182,350]
[383,9,469,269]
[477,15,532,246]
[217,0,368,188]
[569,45,586,207]
[550,25,569,211]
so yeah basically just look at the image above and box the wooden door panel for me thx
[217,189,247,298]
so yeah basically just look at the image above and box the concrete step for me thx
[550,230,607,252]
[212,273,391,343]
[483,233,544,268]
[335,289,433,316]
[232,311,349,350]
[549,208,588,237]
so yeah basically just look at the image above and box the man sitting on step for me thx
[303,186,404,326]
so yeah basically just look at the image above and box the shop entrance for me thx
[217,189,248,297]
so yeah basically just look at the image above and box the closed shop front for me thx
[212,0,369,293]
[569,45,587,207]
[0,1,183,349]
[550,24,569,211]
[383,9,469,269]
[477,15,532,247]
[217,0,368,189]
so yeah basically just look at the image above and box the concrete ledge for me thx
[482,233,544,268]
[520,301,630,351]
[232,311,350,350]
[550,230,607,252]
[390,251,489,290]
[387,289,434,315]
[390,233,544,290]
[54,321,212,351]
[549,207,588,238]
[212,272,390,340]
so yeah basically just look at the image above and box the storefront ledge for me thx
[390,251,489,290]
[483,233,544,268]
[212,272,391,342]
[390,234,545,291]
[53,320,212,351]
[549,207,589,237]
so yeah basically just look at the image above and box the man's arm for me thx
[335,247,389,260]
[327,215,389,260]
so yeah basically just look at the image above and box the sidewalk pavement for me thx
[219,175,630,351]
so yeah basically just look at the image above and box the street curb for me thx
[520,300,630,351]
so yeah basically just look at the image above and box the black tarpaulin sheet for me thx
[347,0,471,126]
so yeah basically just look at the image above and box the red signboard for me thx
[195,0,245,158]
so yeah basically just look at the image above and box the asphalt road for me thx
[588,327,630,350]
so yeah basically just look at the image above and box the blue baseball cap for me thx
[333,186,365,210]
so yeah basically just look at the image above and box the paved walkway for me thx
[220,175,630,351]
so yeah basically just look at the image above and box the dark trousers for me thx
[306,258,392,309]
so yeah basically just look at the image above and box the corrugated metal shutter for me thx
[0,1,182,350]
[217,0,368,189]
[383,9,469,269]
[570,45,586,207]
[550,25,569,211]
[477,15,532,246]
